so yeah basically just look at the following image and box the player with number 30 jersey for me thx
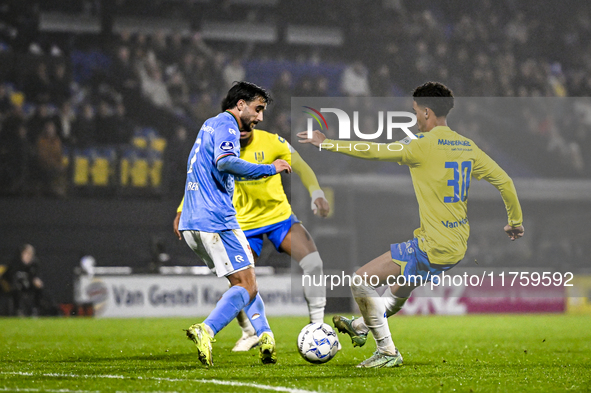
[298,81,524,369]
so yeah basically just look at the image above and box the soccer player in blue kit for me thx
[179,82,291,366]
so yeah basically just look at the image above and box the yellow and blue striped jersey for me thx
[323,126,523,265]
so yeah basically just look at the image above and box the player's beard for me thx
[239,135,252,148]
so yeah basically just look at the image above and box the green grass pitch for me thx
[1,315,590,392]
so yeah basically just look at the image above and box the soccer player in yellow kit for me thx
[298,81,524,368]
[175,128,330,351]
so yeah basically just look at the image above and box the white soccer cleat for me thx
[232,333,260,352]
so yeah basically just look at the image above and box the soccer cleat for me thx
[332,315,368,347]
[185,323,216,367]
[356,350,403,368]
[232,333,260,352]
[258,332,277,364]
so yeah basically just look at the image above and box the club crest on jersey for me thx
[220,141,235,151]
[254,151,265,163]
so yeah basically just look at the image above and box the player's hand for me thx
[173,211,182,240]
[297,130,327,147]
[313,197,330,218]
[504,224,524,241]
[273,159,292,174]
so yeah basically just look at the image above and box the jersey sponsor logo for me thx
[441,217,468,228]
[202,125,214,134]
[254,151,265,163]
[438,139,471,146]
[186,182,199,191]
[219,141,235,151]
[228,128,237,135]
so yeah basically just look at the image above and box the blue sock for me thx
[204,286,250,336]
[244,293,272,336]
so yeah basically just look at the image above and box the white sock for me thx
[350,290,408,333]
[383,288,408,318]
[203,323,215,337]
[350,274,397,355]
[236,309,256,337]
[258,331,273,339]
[351,317,369,334]
[376,336,397,355]
[299,251,326,323]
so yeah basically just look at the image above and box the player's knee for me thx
[350,273,375,297]
[237,280,258,301]
[299,251,323,275]
[383,289,408,318]
[230,282,257,302]
[228,268,258,300]
[246,286,258,302]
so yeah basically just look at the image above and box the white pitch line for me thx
[0,388,180,393]
[0,389,100,393]
[0,389,182,393]
[0,372,318,393]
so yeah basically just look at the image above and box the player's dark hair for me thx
[221,81,272,111]
[412,81,454,117]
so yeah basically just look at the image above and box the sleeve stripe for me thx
[215,152,235,164]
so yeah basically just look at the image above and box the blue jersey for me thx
[179,112,242,232]
[179,111,275,232]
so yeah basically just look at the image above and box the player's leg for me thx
[182,230,250,366]
[241,287,277,364]
[223,229,276,364]
[337,238,449,367]
[334,280,415,347]
[345,251,410,368]
[183,229,275,365]
[352,251,401,353]
[233,232,262,352]
[279,220,326,323]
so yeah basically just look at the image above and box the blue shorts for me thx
[390,238,457,285]
[243,214,301,257]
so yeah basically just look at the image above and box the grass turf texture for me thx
[1,315,590,392]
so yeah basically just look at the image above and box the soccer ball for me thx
[297,323,340,364]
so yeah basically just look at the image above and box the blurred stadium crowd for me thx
[1,0,590,198]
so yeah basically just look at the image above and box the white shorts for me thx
[182,229,255,277]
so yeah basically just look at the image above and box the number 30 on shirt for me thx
[444,161,472,203]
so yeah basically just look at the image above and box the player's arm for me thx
[297,130,406,162]
[291,149,330,217]
[216,155,291,178]
[215,125,291,178]
[173,198,184,240]
[473,149,524,240]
